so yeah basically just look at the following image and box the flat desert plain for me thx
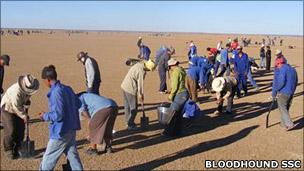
[0,31,303,170]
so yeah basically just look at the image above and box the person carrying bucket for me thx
[162,58,189,137]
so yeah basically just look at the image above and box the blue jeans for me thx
[260,57,266,68]
[247,70,257,88]
[40,131,83,171]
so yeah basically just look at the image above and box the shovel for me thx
[20,109,35,158]
[266,99,275,128]
[140,101,149,129]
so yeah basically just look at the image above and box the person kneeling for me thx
[212,76,237,115]
[78,92,118,155]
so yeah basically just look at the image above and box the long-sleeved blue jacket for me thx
[187,66,201,81]
[199,61,213,85]
[272,64,298,97]
[140,45,151,61]
[43,81,81,140]
[234,53,249,76]
[188,45,197,59]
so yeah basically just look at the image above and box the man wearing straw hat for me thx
[121,59,156,131]
[1,74,39,159]
[162,58,189,137]
[77,51,101,95]
[212,76,237,115]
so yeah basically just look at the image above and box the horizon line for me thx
[1,27,303,37]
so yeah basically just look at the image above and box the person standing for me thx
[274,49,287,67]
[78,92,118,155]
[1,74,39,159]
[121,60,156,131]
[271,59,298,131]
[233,46,249,98]
[247,57,259,92]
[77,51,101,95]
[163,58,189,137]
[217,44,231,77]
[137,38,151,61]
[0,54,10,128]
[155,46,174,94]
[266,46,272,71]
[187,41,197,60]
[212,76,237,115]
[216,41,223,51]
[39,65,83,170]
[259,44,266,69]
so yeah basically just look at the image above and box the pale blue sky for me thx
[1,1,303,35]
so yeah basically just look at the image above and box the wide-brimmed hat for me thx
[168,58,178,66]
[275,49,282,55]
[212,77,226,92]
[0,54,10,66]
[144,59,156,71]
[18,74,39,95]
[76,51,88,61]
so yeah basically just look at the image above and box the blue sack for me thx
[182,99,201,118]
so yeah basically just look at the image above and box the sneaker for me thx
[253,87,260,92]
[6,150,19,160]
[105,146,114,154]
[286,123,298,131]
[213,110,221,115]
[86,148,98,155]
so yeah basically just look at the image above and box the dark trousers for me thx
[164,91,189,136]
[88,82,100,95]
[1,110,25,152]
[236,74,247,97]
[159,69,167,92]
[266,57,271,71]
[277,93,294,127]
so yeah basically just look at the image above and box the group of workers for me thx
[0,35,299,170]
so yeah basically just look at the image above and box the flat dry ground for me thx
[0,31,303,170]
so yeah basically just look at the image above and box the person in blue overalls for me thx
[233,46,249,98]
